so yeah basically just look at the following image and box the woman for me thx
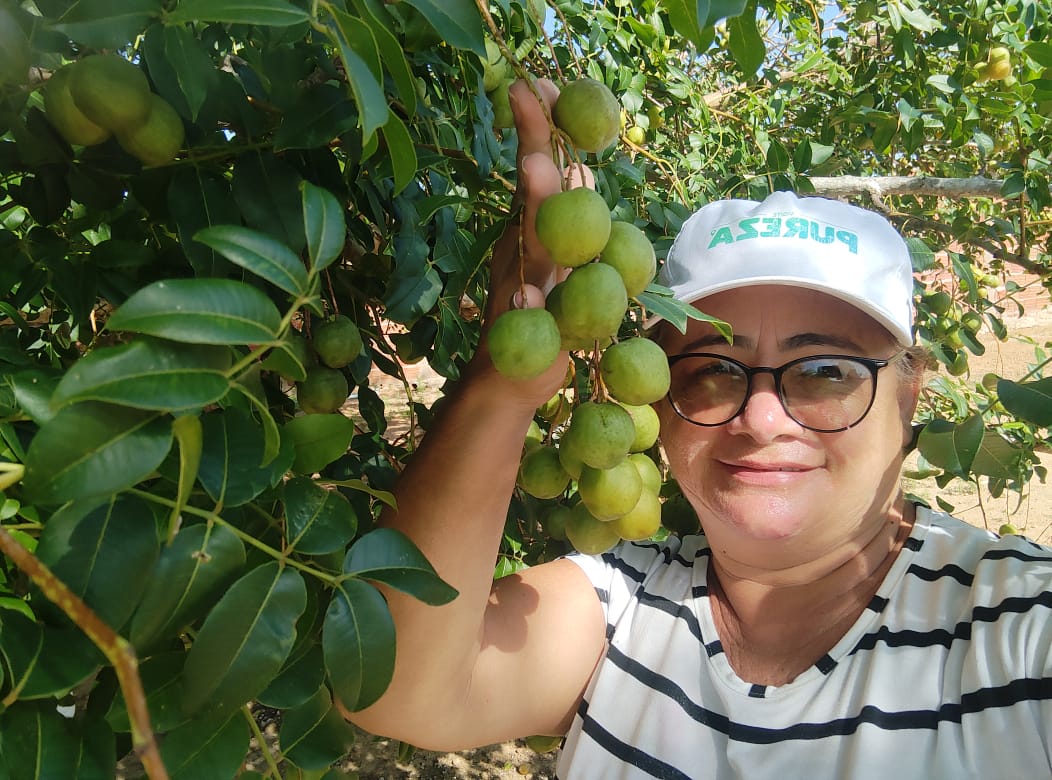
[346,79,1052,778]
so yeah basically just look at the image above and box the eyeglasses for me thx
[666,352,906,433]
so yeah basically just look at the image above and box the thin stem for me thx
[243,704,284,778]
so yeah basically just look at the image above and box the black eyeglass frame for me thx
[665,351,907,433]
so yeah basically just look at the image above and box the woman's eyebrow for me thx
[678,332,867,353]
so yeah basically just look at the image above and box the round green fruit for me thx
[297,367,349,414]
[489,79,515,129]
[946,350,969,377]
[535,188,612,268]
[482,39,511,93]
[44,66,111,147]
[117,94,185,166]
[552,78,621,153]
[622,403,660,452]
[562,400,635,470]
[610,489,662,541]
[627,453,662,495]
[923,290,953,316]
[600,337,671,406]
[0,7,29,89]
[626,125,646,145]
[518,445,571,499]
[547,263,628,345]
[313,315,364,369]
[487,307,562,380]
[646,104,664,130]
[599,221,656,298]
[998,523,1019,536]
[543,504,572,541]
[524,419,545,450]
[565,501,622,555]
[69,54,152,132]
[557,433,585,480]
[579,460,642,521]
[961,311,983,333]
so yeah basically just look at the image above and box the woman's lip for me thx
[719,461,817,481]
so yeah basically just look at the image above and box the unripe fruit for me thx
[564,502,621,554]
[561,400,635,470]
[69,54,152,132]
[998,523,1019,536]
[487,308,562,380]
[961,311,983,333]
[627,453,662,495]
[297,367,349,414]
[599,337,671,406]
[557,433,585,480]
[622,403,660,452]
[646,104,664,130]
[117,94,185,166]
[44,66,111,147]
[313,315,364,369]
[579,460,642,521]
[626,125,645,145]
[538,392,571,424]
[923,290,953,315]
[524,419,545,450]
[599,221,656,297]
[547,263,628,345]
[543,504,572,541]
[482,39,511,93]
[946,350,969,377]
[552,78,621,153]
[518,445,571,499]
[610,489,662,541]
[535,188,612,268]
[490,79,515,129]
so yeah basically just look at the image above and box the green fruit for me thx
[610,489,662,541]
[552,78,621,153]
[579,460,642,520]
[535,188,612,268]
[313,315,364,369]
[626,125,645,145]
[489,79,515,129]
[946,350,969,377]
[391,331,425,364]
[117,94,185,166]
[562,400,635,470]
[69,54,152,132]
[44,66,111,146]
[627,452,662,495]
[599,221,656,298]
[547,263,628,345]
[646,104,664,130]
[538,392,570,423]
[961,311,983,333]
[487,308,562,380]
[262,330,312,382]
[524,419,545,450]
[482,39,511,92]
[622,403,660,452]
[557,434,585,480]
[543,504,572,541]
[297,367,349,414]
[518,445,571,499]
[565,501,621,555]
[981,372,1001,393]
[0,7,29,89]
[923,290,953,316]
[661,493,700,535]
[998,523,1019,536]
[600,338,671,406]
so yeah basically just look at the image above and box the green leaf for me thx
[143,23,218,121]
[194,226,310,297]
[50,339,231,411]
[661,0,710,49]
[323,578,395,712]
[1025,41,1052,69]
[198,407,292,507]
[383,264,442,324]
[380,110,418,197]
[129,523,247,652]
[182,562,307,718]
[917,415,984,478]
[167,0,310,26]
[343,528,457,605]
[970,431,1024,479]
[230,380,284,468]
[23,403,173,505]
[283,413,357,475]
[906,237,936,272]
[402,0,485,56]
[258,642,326,709]
[327,478,397,510]
[705,0,749,24]
[160,711,251,780]
[50,0,162,49]
[284,476,358,555]
[35,495,160,631]
[727,1,764,76]
[324,9,390,141]
[638,287,731,339]
[168,169,242,276]
[106,651,191,733]
[171,413,204,529]
[351,0,418,117]
[0,700,109,778]
[280,687,356,770]
[302,181,347,272]
[998,377,1052,427]
[273,85,360,152]
[0,612,102,700]
[107,279,283,345]
[231,152,307,254]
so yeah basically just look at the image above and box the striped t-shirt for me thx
[559,505,1052,779]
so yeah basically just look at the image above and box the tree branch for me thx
[808,175,1006,200]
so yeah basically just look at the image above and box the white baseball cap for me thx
[651,191,915,346]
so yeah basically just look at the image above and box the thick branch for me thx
[808,175,1006,200]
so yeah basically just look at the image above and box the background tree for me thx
[0,0,1049,776]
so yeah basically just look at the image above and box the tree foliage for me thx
[0,0,1050,775]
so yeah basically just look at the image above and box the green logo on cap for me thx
[708,217,858,254]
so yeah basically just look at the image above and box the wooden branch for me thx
[0,526,169,780]
[808,175,1006,200]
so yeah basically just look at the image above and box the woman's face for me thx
[657,285,919,566]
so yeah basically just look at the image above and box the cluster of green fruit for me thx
[918,286,994,376]
[43,54,184,166]
[262,316,364,415]
[976,46,1013,84]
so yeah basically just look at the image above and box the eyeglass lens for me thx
[668,354,879,432]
